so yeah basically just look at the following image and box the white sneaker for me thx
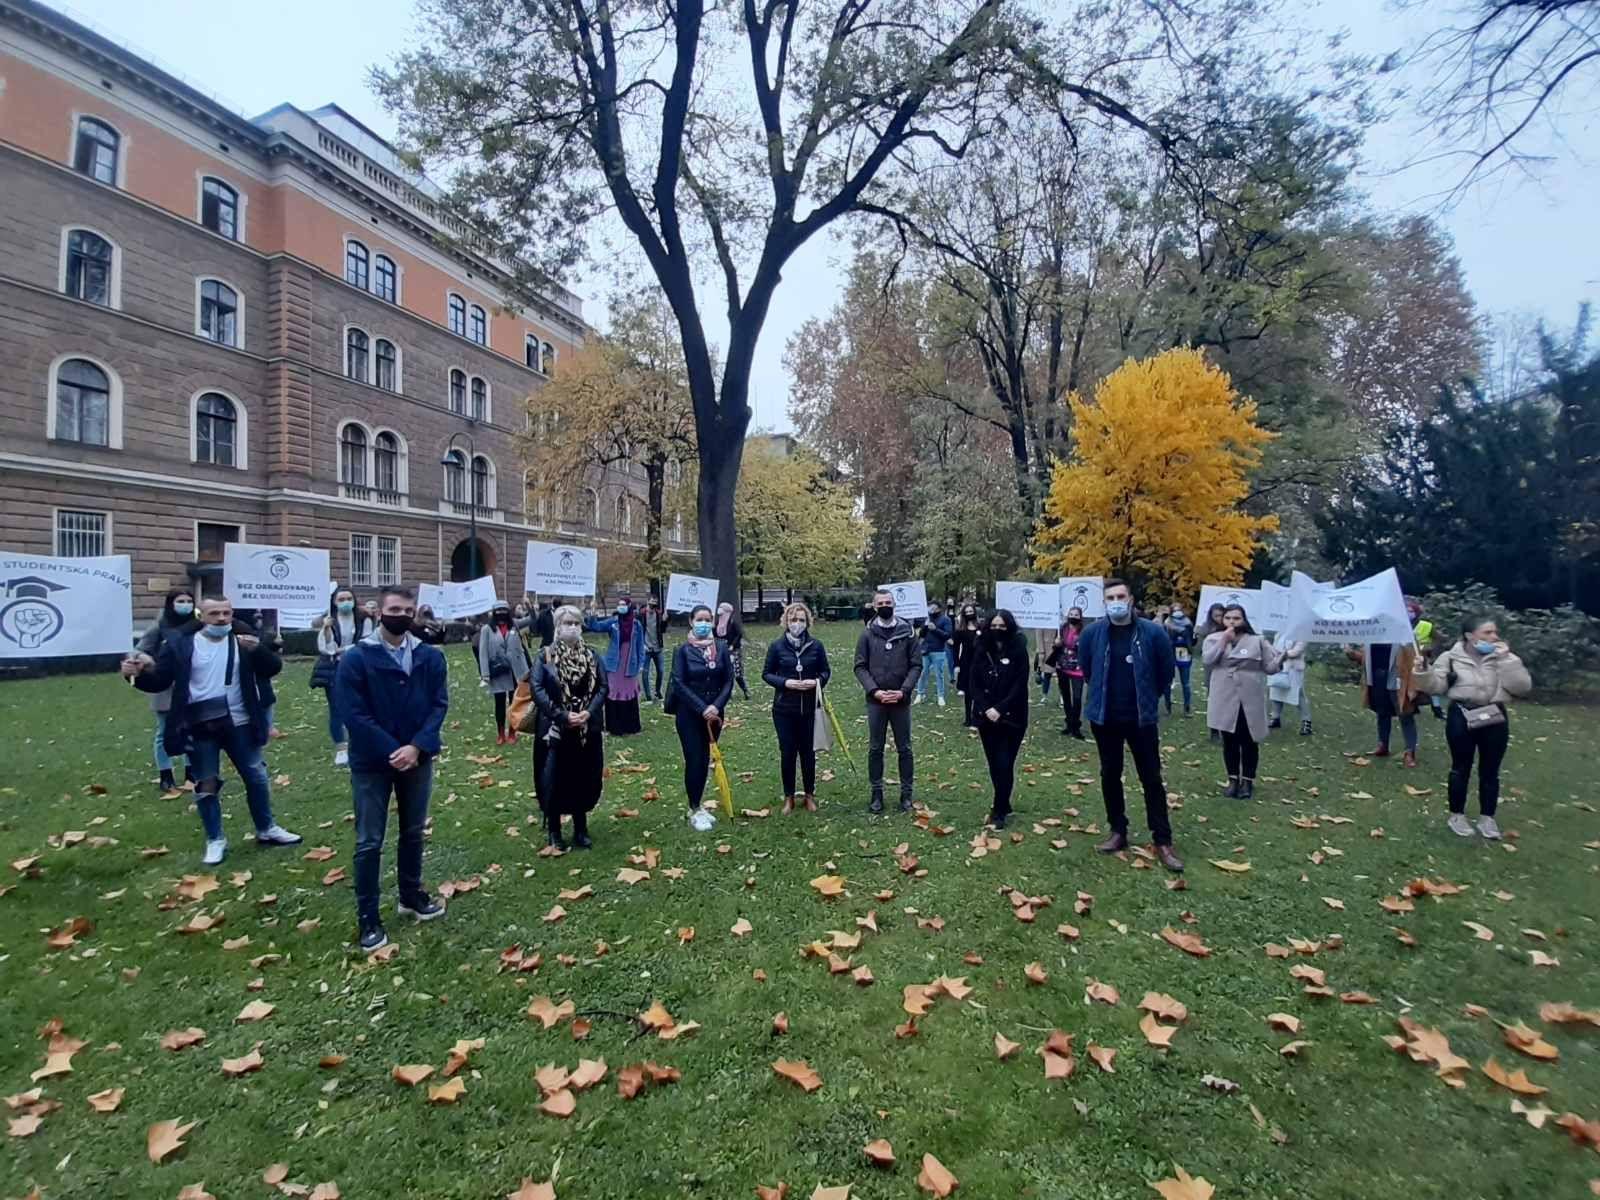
[1446,814,1475,838]
[936,695,946,707]
[256,824,303,846]
[688,809,716,832]
[201,837,228,866]
[1476,815,1502,840]
[912,693,923,705]
[334,748,349,768]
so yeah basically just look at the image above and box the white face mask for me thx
[788,621,807,638]
[557,624,582,644]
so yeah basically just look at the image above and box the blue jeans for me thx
[1167,660,1193,711]
[917,650,950,701]
[1378,709,1419,753]
[643,648,665,700]
[352,761,434,924]
[187,721,275,840]
[325,690,346,745]
[153,711,174,772]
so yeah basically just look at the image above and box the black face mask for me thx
[875,606,894,621]
[380,614,414,636]
[986,628,1006,644]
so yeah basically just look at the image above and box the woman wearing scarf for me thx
[526,605,608,850]
[1163,606,1195,717]
[133,587,196,796]
[950,603,982,727]
[585,596,647,734]
[715,601,750,700]
[1049,606,1088,738]
[970,608,1031,829]
[478,601,531,745]
[667,603,734,832]
[762,602,832,815]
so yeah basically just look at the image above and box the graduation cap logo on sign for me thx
[559,549,575,572]
[0,576,68,651]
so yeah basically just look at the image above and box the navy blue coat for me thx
[334,636,450,772]
[1078,617,1175,728]
[667,640,734,716]
[761,633,832,717]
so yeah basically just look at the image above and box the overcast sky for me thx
[53,0,1599,428]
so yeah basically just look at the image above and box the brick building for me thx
[0,0,692,624]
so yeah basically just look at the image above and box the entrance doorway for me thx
[449,537,495,583]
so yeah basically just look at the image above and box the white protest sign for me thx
[1057,576,1105,620]
[524,540,598,598]
[278,580,337,631]
[417,576,497,620]
[0,553,132,657]
[665,572,720,613]
[877,580,928,620]
[222,543,330,609]
[1257,580,1293,633]
[995,580,1061,630]
[1198,584,1264,630]
[1281,567,1412,646]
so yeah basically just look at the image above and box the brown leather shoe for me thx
[802,793,817,813]
[1155,844,1185,872]
[1095,832,1129,854]
[781,795,795,816]
[1403,750,1418,769]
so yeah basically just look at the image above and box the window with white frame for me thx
[525,335,542,371]
[469,305,487,345]
[345,240,369,290]
[55,509,108,556]
[199,279,240,347]
[73,117,119,184]
[349,533,374,587]
[373,254,397,303]
[52,358,112,446]
[447,294,466,337]
[471,455,493,508]
[346,328,369,382]
[194,392,237,466]
[448,368,466,414]
[349,533,401,587]
[376,535,400,585]
[442,449,467,503]
[374,338,398,392]
[201,178,238,240]
[63,229,114,307]
[470,376,487,421]
[339,422,368,488]
[374,431,400,494]
[543,342,556,376]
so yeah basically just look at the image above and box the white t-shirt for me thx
[190,632,249,726]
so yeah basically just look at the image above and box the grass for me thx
[2,621,1597,1200]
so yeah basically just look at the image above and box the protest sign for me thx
[222,544,330,609]
[877,580,929,620]
[417,576,497,620]
[1198,584,1264,630]
[995,580,1061,630]
[1281,567,1411,645]
[665,572,720,613]
[1057,576,1105,619]
[524,540,598,598]
[1257,580,1293,632]
[0,553,132,657]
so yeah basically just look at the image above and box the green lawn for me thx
[2,624,1597,1200]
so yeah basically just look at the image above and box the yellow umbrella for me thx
[708,729,735,819]
[821,690,858,775]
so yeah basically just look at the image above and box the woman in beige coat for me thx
[1202,604,1284,799]
[1412,615,1532,840]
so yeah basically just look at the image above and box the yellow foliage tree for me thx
[1032,348,1277,597]
[736,439,871,603]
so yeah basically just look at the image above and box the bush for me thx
[1420,583,1600,693]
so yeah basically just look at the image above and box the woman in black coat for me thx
[950,603,982,727]
[668,604,735,832]
[761,602,832,814]
[969,608,1031,829]
[525,604,608,850]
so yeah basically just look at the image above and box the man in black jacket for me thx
[854,588,923,814]
[123,596,301,865]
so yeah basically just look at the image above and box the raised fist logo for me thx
[1,599,63,649]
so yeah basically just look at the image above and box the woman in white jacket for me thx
[1267,636,1311,736]
[1202,604,1284,800]
[1413,616,1533,840]
[313,588,373,767]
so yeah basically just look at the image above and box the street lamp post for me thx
[441,431,478,581]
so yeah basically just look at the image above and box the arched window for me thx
[447,294,466,337]
[199,280,239,347]
[53,358,111,446]
[339,423,368,487]
[543,342,556,376]
[373,254,397,303]
[470,376,487,421]
[374,431,400,494]
[346,328,369,382]
[471,455,492,508]
[201,178,238,239]
[374,339,398,392]
[525,335,541,371]
[469,305,487,346]
[585,487,600,526]
[442,449,467,503]
[613,493,632,535]
[64,230,113,306]
[73,117,119,184]
[448,369,466,414]
[194,393,237,466]
[344,240,369,290]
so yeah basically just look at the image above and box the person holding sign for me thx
[969,609,1030,829]
[335,586,450,954]
[762,602,832,815]
[1048,607,1088,738]
[666,604,734,831]
[585,597,647,735]
[1202,604,1284,799]
[1412,616,1533,840]
[854,588,922,814]
[526,605,609,850]
[1078,579,1183,871]
[313,589,374,767]
[123,597,301,866]
[1346,639,1423,767]
[134,587,196,796]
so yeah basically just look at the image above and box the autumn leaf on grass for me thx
[809,1188,850,1200]
[569,1058,608,1091]
[1541,1002,1600,1027]
[9,1113,43,1137]
[1503,1022,1559,1061]
[506,1178,556,1200]
[731,918,753,937]
[994,1033,1021,1060]
[851,965,875,986]
[1024,962,1049,985]
[1289,964,1326,987]
[1138,993,1188,1023]
[236,1000,274,1024]
[147,1118,197,1163]
[1483,1057,1548,1096]
[1380,895,1415,914]
[640,1000,675,1032]
[427,1077,467,1105]
[176,1184,215,1200]
[1267,1013,1301,1035]
[1140,1013,1178,1049]
[1279,1040,1312,1058]
[1085,979,1120,1006]
[558,884,594,902]
[87,1087,124,1113]
[916,1153,959,1197]
[526,996,575,1029]
[1462,921,1494,942]
[1160,927,1212,958]
[1208,859,1251,873]
[46,916,94,949]
[392,1064,435,1087]
[659,1020,701,1041]
[302,846,335,862]
[543,905,567,924]
[175,874,220,902]
[221,1048,264,1077]
[161,1028,207,1052]
[772,1059,823,1093]
[30,1050,75,1082]
[864,1138,895,1166]
[809,874,845,898]
[616,868,650,885]
[535,1064,572,1095]
[1150,1164,1215,1200]
[176,912,224,936]
[539,1088,577,1118]
[1529,950,1560,968]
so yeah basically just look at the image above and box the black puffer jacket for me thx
[969,631,1031,729]
[762,634,832,716]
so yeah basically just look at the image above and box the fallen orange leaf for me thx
[772,1059,823,1093]
[392,1065,434,1086]
[1160,926,1212,957]
[916,1153,958,1197]
[87,1086,124,1113]
[427,1077,467,1105]
[1483,1056,1547,1096]
[1150,1164,1215,1200]
[539,1088,576,1118]
[1024,961,1048,985]
[863,1138,895,1166]
[1085,979,1120,1006]
[1138,993,1188,1023]
[505,1179,556,1200]
[1087,1043,1117,1073]
[221,1048,264,1077]
[1140,1013,1178,1049]
[147,1117,197,1163]
[994,1033,1021,1060]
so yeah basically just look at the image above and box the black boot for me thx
[1300,720,1313,736]
[1209,729,1221,743]
[1223,777,1241,798]
[158,768,176,793]
[1268,717,1282,730]
[571,812,593,850]
[546,814,567,851]
[1238,778,1255,800]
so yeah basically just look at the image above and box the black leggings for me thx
[675,709,711,810]
[773,709,816,796]
[1059,675,1084,733]
[1221,707,1259,780]
[1447,703,1510,816]
[494,692,508,734]
[978,722,1025,817]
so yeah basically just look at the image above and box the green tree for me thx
[735,440,870,605]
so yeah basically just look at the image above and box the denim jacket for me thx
[1079,617,1175,728]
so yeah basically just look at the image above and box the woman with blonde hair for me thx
[526,604,608,850]
[761,601,832,814]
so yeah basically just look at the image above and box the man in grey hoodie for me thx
[854,588,923,814]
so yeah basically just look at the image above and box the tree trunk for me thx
[644,456,667,602]
[696,415,746,607]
